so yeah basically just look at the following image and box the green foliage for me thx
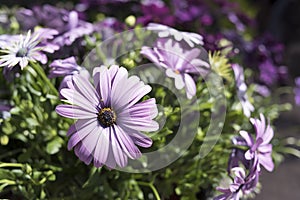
[0,7,297,200]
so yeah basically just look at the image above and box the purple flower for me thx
[52,11,94,47]
[16,5,94,47]
[232,64,254,117]
[49,57,84,78]
[227,12,245,32]
[147,23,204,47]
[137,1,175,26]
[141,39,209,99]
[228,137,249,172]
[215,165,259,200]
[240,114,274,172]
[56,65,159,168]
[0,35,19,47]
[294,77,300,106]
[259,60,278,86]
[34,28,60,53]
[0,29,58,70]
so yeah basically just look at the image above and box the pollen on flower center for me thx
[97,107,116,127]
[16,47,28,57]
[174,69,180,74]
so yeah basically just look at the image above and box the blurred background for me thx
[253,0,300,199]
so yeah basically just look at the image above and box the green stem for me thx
[29,62,58,96]
[137,181,161,200]
[0,162,23,168]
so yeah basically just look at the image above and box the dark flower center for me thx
[97,108,116,127]
[16,47,28,57]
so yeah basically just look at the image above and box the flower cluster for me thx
[0,1,297,199]
[215,114,275,200]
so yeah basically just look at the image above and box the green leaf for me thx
[46,137,64,155]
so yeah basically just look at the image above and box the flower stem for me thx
[29,61,58,96]
[0,162,23,168]
[137,181,161,200]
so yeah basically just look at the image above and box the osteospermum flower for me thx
[239,114,274,172]
[232,64,254,117]
[56,65,159,168]
[147,23,204,47]
[141,39,209,99]
[215,166,259,200]
[0,29,58,70]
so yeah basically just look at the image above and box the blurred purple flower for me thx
[53,11,94,46]
[228,12,245,32]
[80,0,130,6]
[49,57,84,78]
[259,60,278,86]
[172,0,202,23]
[16,5,94,47]
[147,23,204,47]
[137,0,175,26]
[56,65,158,168]
[240,114,274,172]
[0,35,19,47]
[16,5,69,32]
[232,64,254,117]
[254,84,271,97]
[294,77,300,106]
[141,39,209,99]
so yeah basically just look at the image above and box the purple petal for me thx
[245,150,254,160]
[239,130,254,146]
[93,127,110,167]
[111,126,128,167]
[114,125,141,159]
[258,144,272,153]
[73,74,99,107]
[258,153,274,172]
[74,142,93,165]
[129,131,153,148]
[56,105,96,119]
[67,119,98,150]
[184,73,196,99]
[60,88,96,112]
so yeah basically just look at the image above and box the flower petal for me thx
[67,119,98,150]
[56,105,96,119]
[93,127,110,168]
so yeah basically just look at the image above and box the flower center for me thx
[97,108,116,127]
[174,69,180,74]
[16,47,28,57]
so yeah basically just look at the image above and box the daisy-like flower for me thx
[232,64,254,117]
[147,23,204,47]
[239,114,274,172]
[56,65,159,168]
[0,29,58,70]
[141,39,209,99]
[215,165,259,200]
